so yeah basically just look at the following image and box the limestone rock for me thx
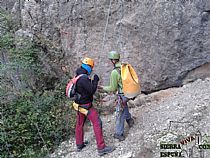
[7,0,210,93]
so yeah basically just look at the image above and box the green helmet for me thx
[108,51,120,60]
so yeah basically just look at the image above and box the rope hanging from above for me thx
[117,0,124,56]
[81,0,87,51]
[101,0,112,52]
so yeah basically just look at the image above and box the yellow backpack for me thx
[120,63,141,99]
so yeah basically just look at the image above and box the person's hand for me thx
[93,74,99,81]
[97,85,103,89]
[97,85,106,93]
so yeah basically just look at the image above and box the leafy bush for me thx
[0,11,75,158]
[1,87,76,158]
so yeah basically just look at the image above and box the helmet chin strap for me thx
[111,59,118,67]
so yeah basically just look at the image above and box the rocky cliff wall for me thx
[6,0,210,93]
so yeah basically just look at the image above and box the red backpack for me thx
[66,74,84,100]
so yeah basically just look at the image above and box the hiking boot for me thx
[126,117,134,128]
[77,141,89,152]
[98,146,115,156]
[113,133,125,141]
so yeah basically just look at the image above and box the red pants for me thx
[75,104,105,150]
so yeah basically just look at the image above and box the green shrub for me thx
[1,83,76,158]
[0,11,76,158]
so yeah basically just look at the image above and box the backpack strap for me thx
[73,74,85,84]
[113,66,123,94]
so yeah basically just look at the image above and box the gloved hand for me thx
[93,74,99,81]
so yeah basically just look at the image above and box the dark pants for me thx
[115,95,132,136]
[75,104,105,150]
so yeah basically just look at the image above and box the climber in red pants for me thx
[75,103,104,150]
[74,57,115,156]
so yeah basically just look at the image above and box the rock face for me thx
[0,0,16,11]
[7,0,210,92]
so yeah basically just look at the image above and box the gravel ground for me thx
[50,78,210,158]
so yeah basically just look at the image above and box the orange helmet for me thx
[82,57,94,68]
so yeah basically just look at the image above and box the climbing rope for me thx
[101,0,112,52]
[97,0,112,86]
[81,0,87,51]
[117,0,124,54]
